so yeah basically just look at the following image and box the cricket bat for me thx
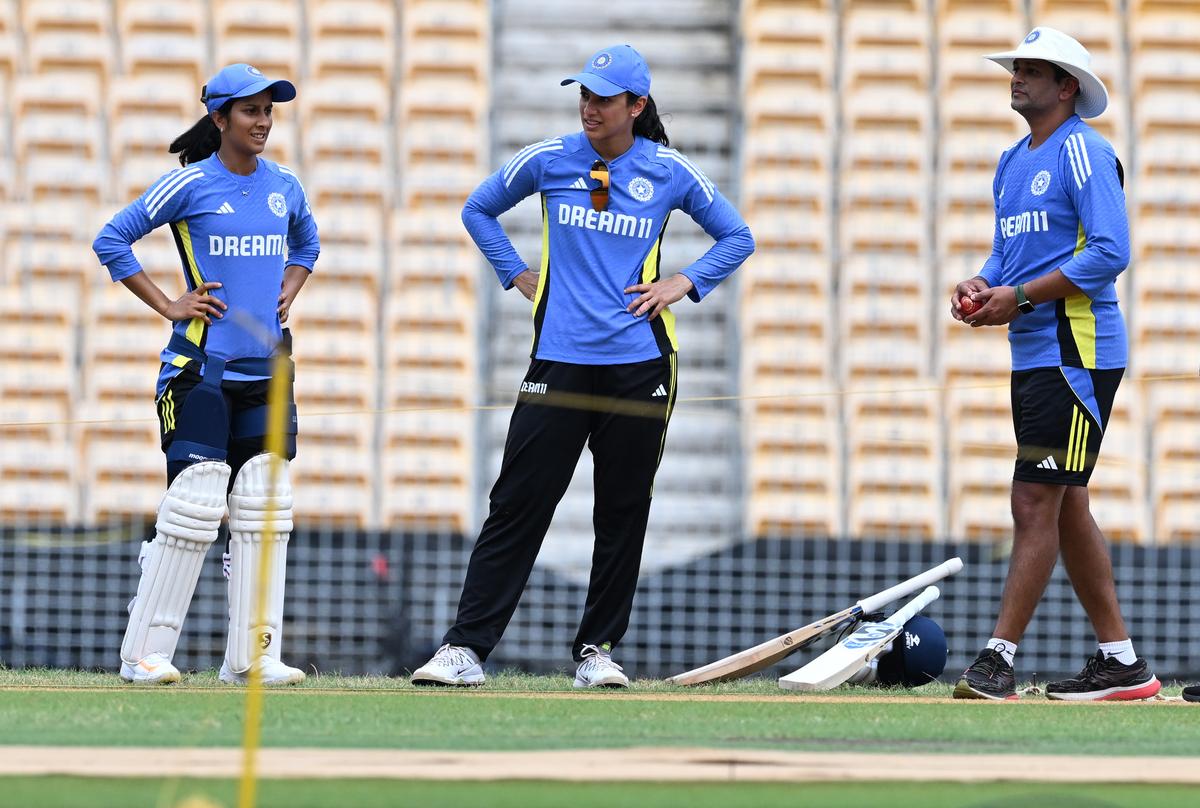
[777,584,942,691]
[667,557,962,686]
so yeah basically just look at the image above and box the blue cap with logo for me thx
[875,615,949,687]
[561,45,651,98]
[202,63,296,113]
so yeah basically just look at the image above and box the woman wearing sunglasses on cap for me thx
[93,64,319,686]
[413,45,754,688]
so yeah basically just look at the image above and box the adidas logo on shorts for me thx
[1036,456,1059,470]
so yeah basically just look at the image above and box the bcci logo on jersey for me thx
[1030,170,1052,196]
[628,177,654,202]
[268,192,287,217]
[557,203,655,239]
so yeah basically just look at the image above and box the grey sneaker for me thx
[411,644,485,686]
[574,643,629,689]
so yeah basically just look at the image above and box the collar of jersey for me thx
[208,152,262,181]
[1024,114,1080,153]
[582,132,641,167]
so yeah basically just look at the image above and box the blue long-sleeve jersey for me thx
[978,115,1129,371]
[93,154,319,395]
[463,132,754,364]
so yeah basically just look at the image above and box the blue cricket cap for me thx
[561,45,651,98]
[876,615,949,687]
[201,63,296,113]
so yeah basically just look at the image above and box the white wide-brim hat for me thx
[985,27,1108,119]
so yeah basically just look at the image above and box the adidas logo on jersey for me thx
[651,384,667,397]
[215,202,235,214]
[1036,456,1059,470]
[570,177,589,190]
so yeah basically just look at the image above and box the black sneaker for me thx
[953,648,1018,701]
[1046,651,1161,701]
[1183,685,1200,703]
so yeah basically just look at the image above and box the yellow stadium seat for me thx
[388,242,478,289]
[13,73,102,118]
[4,236,92,289]
[403,0,487,39]
[1087,408,1149,543]
[309,242,384,293]
[22,154,106,203]
[27,31,114,80]
[744,332,831,383]
[14,111,103,162]
[380,408,473,530]
[23,0,108,34]
[305,160,388,207]
[301,76,390,123]
[293,365,375,413]
[83,284,167,404]
[309,0,395,81]
[117,0,206,37]
[316,203,385,249]
[291,442,375,528]
[304,119,387,166]
[0,423,76,519]
[400,76,486,125]
[121,32,207,86]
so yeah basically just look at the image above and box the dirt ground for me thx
[2,746,1198,784]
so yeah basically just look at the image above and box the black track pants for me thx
[444,354,678,662]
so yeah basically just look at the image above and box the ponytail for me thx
[169,101,230,166]
[629,93,669,146]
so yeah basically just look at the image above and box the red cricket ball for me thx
[960,296,979,315]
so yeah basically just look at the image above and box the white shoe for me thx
[120,652,181,684]
[411,644,485,686]
[574,643,629,689]
[219,656,306,686]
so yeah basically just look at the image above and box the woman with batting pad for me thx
[92,63,319,686]
[412,45,754,688]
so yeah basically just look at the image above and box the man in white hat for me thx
[949,28,1160,701]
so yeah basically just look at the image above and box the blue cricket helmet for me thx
[876,615,948,687]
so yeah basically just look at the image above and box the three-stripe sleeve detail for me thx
[1064,133,1093,190]
[656,148,714,202]
[503,139,563,187]
[145,168,204,221]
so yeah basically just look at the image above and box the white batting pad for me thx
[225,453,294,673]
[121,461,231,665]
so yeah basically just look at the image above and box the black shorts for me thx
[1011,366,1123,486]
[156,365,297,468]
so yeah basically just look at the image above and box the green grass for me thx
[0,778,1197,808]
[0,669,1195,756]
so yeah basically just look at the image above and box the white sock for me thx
[1098,639,1136,665]
[986,637,1017,666]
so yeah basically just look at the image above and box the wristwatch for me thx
[1015,283,1035,314]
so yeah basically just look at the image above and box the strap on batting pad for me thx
[121,460,231,665]
[225,453,294,673]
[166,357,230,465]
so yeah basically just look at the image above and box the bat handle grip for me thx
[857,557,961,615]
[891,585,941,626]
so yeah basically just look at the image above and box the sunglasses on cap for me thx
[589,160,609,212]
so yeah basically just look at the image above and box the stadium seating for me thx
[1,0,1196,544]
